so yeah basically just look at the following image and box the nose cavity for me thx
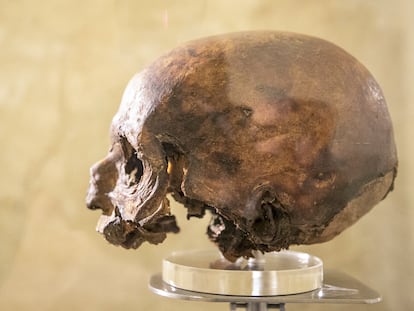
[86,144,122,213]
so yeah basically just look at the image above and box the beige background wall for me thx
[0,1,413,310]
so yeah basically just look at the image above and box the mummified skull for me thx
[86,31,397,261]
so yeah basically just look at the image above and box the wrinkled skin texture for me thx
[86,31,397,261]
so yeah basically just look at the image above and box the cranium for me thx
[86,31,397,261]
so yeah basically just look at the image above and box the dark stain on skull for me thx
[180,113,206,133]
[210,151,242,175]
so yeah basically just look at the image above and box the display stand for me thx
[148,249,381,310]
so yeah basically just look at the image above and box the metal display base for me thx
[148,250,381,310]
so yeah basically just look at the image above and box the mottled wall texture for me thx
[0,1,413,310]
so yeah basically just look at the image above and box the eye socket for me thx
[121,137,144,185]
[125,152,144,184]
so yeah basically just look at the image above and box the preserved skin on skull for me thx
[86,31,397,261]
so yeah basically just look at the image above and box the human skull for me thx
[86,31,397,261]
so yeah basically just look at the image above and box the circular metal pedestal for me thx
[149,249,381,310]
[163,249,323,296]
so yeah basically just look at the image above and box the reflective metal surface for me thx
[149,270,382,305]
[162,249,323,296]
